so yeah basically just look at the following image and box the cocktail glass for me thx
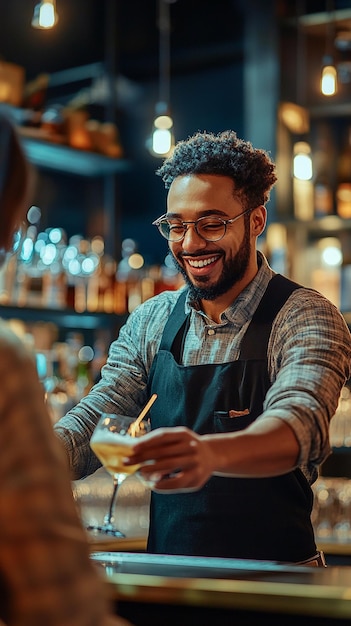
[87,413,150,537]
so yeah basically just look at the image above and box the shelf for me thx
[298,8,351,34]
[0,304,127,330]
[317,539,351,556]
[308,102,351,119]
[21,136,132,177]
[280,215,351,233]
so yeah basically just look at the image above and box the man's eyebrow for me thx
[165,209,229,219]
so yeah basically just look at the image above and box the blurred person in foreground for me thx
[55,130,351,566]
[0,111,130,626]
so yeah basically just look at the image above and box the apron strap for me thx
[159,289,189,358]
[240,274,301,360]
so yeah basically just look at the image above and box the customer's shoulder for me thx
[0,319,34,364]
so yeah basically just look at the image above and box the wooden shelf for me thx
[21,136,131,177]
[0,304,127,330]
[317,539,351,556]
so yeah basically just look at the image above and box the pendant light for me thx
[147,0,175,158]
[291,0,314,221]
[292,0,313,183]
[32,0,58,30]
[293,141,313,180]
[320,0,337,96]
[321,60,337,96]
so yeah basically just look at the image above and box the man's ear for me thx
[251,205,267,237]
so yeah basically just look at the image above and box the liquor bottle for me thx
[313,122,334,218]
[266,223,288,275]
[336,125,351,219]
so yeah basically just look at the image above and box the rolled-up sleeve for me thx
[55,291,179,479]
[263,289,351,483]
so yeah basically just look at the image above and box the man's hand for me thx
[125,417,301,491]
[125,426,215,493]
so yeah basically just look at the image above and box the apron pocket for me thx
[214,410,256,433]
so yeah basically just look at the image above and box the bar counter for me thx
[92,551,351,625]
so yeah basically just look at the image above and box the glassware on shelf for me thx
[330,385,351,448]
[336,126,351,219]
[312,477,351,543]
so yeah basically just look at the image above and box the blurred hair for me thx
[0,112,33,249]
[156,130,277,210]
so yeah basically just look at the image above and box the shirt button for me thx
[207,328,215,336]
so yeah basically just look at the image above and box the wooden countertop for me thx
[88,534,147,553]
[87,531,351,558]
[92,552,351,621]
[318,539,351,555]
[87,534,351,559]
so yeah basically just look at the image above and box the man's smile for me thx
[178,252,222,279]
[186,254,220,269]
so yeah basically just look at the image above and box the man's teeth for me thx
[188,256,217,268]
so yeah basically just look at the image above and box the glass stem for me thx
[104,477,119,526]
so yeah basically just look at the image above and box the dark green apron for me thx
[146,274,317,562]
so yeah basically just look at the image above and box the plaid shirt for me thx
[55,252,351,485]
[0,322,127,626]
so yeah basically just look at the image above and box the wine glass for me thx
[87,413,151,537]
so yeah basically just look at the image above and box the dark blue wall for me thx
[119,62,244,265]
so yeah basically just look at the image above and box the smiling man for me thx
[55,130,351,566]
[156,173,263,321]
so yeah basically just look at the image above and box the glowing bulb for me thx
[152,128,172,155]
[147,107,175,157]
[321,65,337,96]
[39,2,55,27]
[128,253,144,270]
[293,142,313,180]
[322,246,342,267]
[318,237,343,267]
[32,0,58,29]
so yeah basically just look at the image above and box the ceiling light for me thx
[32,0,58,29]
[321,55,338,96]
[147,0,175,158]
[320,1,337,96]
[293,142,313,180]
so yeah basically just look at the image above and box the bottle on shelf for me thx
[309,237,342,309]
[312,121,335,218]
[265,223,288,275]
[314,173,334,218]
[336,125,351,219]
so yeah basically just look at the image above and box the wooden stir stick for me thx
[129,393,157,436]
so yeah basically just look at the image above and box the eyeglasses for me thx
[152,208,253,243]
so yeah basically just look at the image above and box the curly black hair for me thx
[156,130,277,209]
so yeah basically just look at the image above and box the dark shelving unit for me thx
[21,136,131,178]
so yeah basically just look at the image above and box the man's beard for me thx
[171,219,251,302]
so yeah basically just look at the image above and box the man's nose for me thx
[182,223,206,247]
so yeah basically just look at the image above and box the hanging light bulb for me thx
[147,0,175,158]
[321,55,338,96]
[293,142,314,220]
[32,0,58,29]
[150,103,174,156]
[320,1,337,96]
[293,141,313,180]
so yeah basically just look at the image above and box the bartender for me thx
[55,130,351,565]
